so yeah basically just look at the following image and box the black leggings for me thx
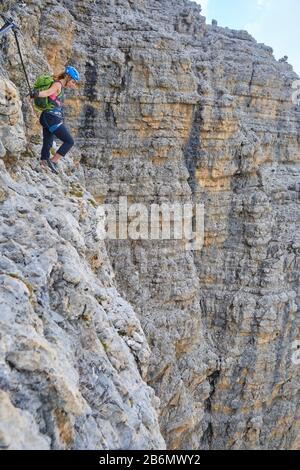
[40,111,74,161]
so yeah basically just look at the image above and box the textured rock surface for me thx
[0,76,165,450]
[0,0,300,450]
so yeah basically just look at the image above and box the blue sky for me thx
[195,0,300,76]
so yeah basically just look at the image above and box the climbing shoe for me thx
[44,158,59,174]
[50,160,59,172]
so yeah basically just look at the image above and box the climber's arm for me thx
[36,82,61,98]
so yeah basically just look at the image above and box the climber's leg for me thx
[51,124,75,163]
[40,123,54,161]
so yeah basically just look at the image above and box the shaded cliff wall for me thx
[0,0,299,450]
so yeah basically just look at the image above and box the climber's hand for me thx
[30,89,39,99]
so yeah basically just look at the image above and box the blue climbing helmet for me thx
[65,65,80,82]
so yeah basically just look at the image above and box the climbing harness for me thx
[42,112,63,133]
[0,15,32,95]
[39,103,63,133]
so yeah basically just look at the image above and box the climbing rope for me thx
[0,15,32,95]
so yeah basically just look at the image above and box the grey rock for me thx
[0,0,299,451]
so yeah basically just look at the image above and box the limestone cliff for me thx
[0,0,299,450]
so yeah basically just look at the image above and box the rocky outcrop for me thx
[0,76,165,450]
[0,0,299,450]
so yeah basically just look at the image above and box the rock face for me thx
[0,77,165,450]
[0,0,300,450]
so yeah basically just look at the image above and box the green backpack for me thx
[33,75,55,112]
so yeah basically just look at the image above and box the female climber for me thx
[31,66,80,174]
